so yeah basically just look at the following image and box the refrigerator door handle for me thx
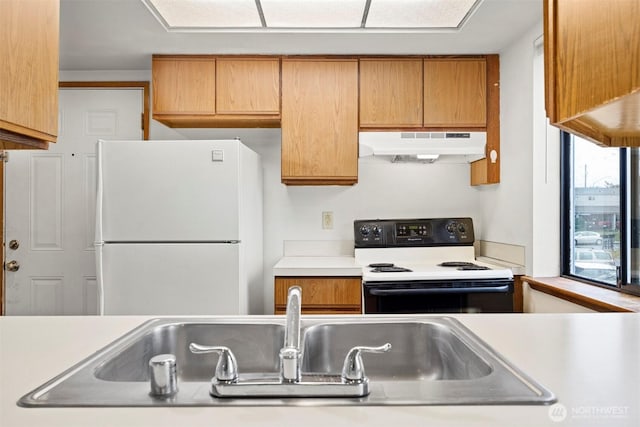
[101,240,242,244]
[95,242,105,315]
[95,140,105,245]
[95,141,105,315]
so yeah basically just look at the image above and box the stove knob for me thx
[372,226,382,236]
[458,224,466,233]
[446,222,457,233]
[359,225,371,236]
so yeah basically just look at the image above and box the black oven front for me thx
[363,278,514,314]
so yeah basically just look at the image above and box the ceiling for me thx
[60,0,543,70]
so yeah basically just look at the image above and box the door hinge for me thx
[141,113,145,130]
[0,151,9,162]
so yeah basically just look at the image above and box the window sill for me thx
[522,276,640,313]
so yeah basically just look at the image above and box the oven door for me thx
[363,278,514,314]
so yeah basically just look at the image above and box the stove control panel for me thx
[354,218,474,248]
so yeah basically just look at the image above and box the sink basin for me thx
[96,322,284,382]
[19,319,285,407]
[302,322,492,381]
[18,316,555,407]
[300,318,555,405]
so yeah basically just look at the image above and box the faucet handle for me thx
[189,343,239,383]
[341,343,392,383]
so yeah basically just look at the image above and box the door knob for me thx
[9,239,19,250]
[5,260,20,272]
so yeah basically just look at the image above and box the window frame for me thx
[560,131,639,296]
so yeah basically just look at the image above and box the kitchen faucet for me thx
[280,286,302,382]
[188,286,391,398]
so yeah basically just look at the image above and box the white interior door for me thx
[4,88,143,315]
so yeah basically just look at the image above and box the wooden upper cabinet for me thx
[470,55,500,186]
[151,55,280,127]
[544,0,640,146]
[216,58,280,114]
[281,59,359,185]
[0,0,59,149]
[359,59,423,128]
[149,54,500,186]
[423,59,487,128]
[152,56,216,115]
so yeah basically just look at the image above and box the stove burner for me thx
[370,266,413,273]
[457,265,491,271]
[368,263,395,268]
[439,261,491,271]
[439,261,477,267]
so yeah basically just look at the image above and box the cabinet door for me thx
[544,0,640,146]
[274,277,362,314]
[0,0,59,148]
[281,59,359,185]
[360,59,423,128]
[152,57,216,114]
[216,58,280,114]
[424,59,486,128]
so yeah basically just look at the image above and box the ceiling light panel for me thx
[145,0,262,28]
[366,0,479,29]
[260,0,367,28]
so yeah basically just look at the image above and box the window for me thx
[561,132,640,295]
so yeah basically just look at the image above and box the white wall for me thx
[524,284,596,313]
[531,38,561,276]
[476,21,560,276]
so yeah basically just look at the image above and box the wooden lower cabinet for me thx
[513,275,524,313]
[274,277,362,314]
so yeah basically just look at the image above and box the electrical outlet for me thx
[322,211,334,230]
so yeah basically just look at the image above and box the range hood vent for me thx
[359,131,487,163]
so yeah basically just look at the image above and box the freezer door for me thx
[100,243,245,315]
[98,140,240,242]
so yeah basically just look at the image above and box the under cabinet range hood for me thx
[359,131,486,163]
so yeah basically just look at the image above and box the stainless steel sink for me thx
[96,322,284,382]
[18,316,555,407]
[302,322,492,381]
[300,318,555,405]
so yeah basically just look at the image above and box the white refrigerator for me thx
[95,139,263,315]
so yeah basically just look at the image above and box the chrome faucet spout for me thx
[284,286,301,349]
[280,286,302,382]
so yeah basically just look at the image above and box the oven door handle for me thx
[367,285,511,296]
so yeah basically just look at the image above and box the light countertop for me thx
[273,256,362,276]
[2,314,639,427]
[476,256,526,275]
[273,255,524,277]
[273,240,526,277]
